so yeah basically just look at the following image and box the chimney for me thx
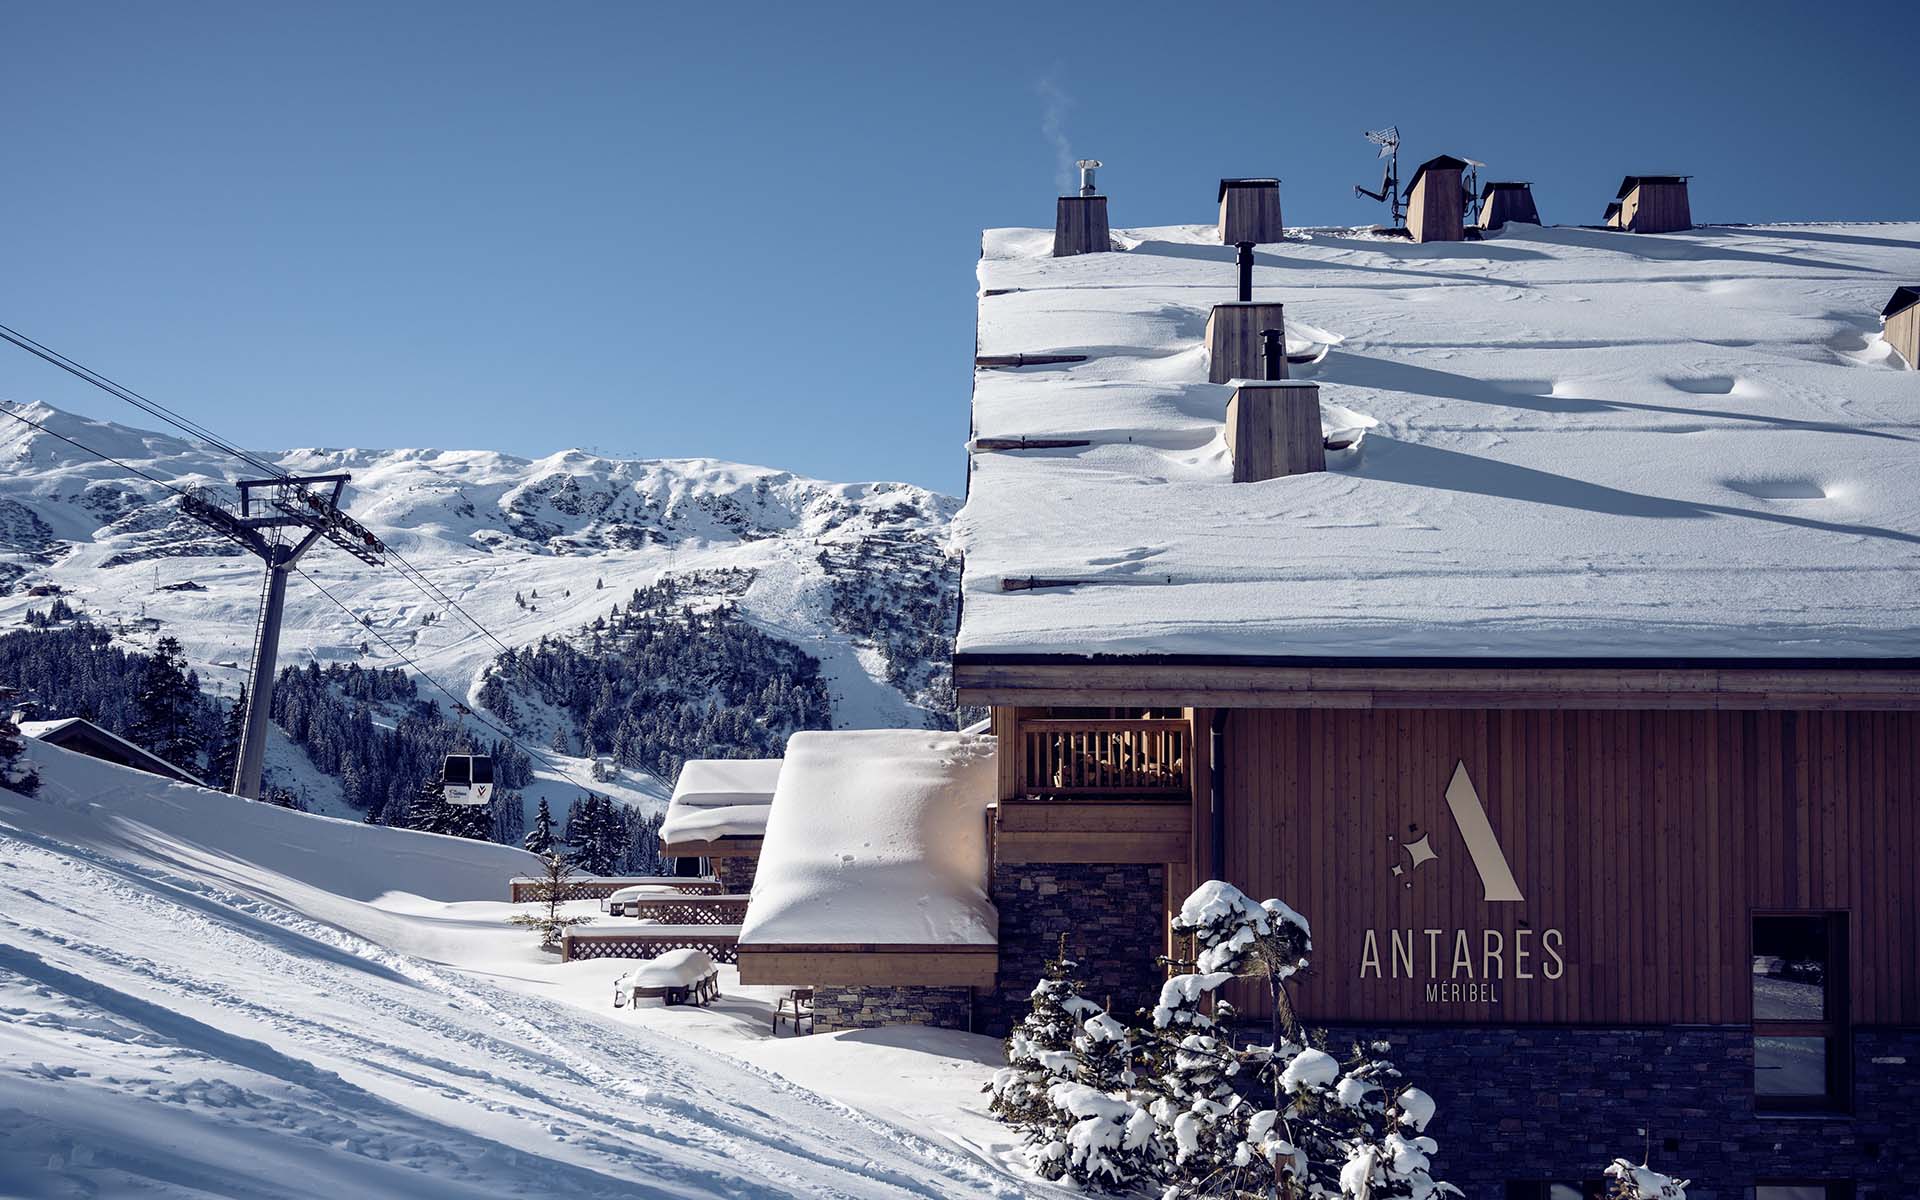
[1054,158,1110,257]
[1226,381,1324,481]
[1217,178,1283,245]
[1205,301,1287,384]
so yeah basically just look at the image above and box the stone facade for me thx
[1303,1022,1920,1198]
[978,861,1166,1037]
[811,985,975,1033]
[712,855,756,894]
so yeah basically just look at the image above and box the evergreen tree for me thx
[987,935,1100,1138]
[525,797,555,854]
[1604,1158,1688,1198]
[129,637,204,771]
[207,686,248,792]
[406,776,449,834]
[0,687,39,797]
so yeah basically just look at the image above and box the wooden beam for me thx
[660,836,763,859]
[735,945,998,988]
[954,660,1920,712]
[993,802,1190,863]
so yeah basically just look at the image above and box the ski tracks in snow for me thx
[0,828,1029,1199]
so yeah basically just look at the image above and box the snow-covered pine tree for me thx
[1170,879,1312,1048]
[507,851,593,951]
[406,776,449,833]
[206,686,247,792]
[0,686,39,796]
[130,636,204,772]
[524,797,555,854]
[1603,1158,1688,1198]
[987,935,1098,1137]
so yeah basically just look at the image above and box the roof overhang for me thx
[735,943,998,988]
[954,654,1920,710]
[661,835,763,859]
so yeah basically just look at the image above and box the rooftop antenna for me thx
[1461,157,1485,225]
[180,475,386,799]
[1077,158,1101,197]
[1354,126,1403,228]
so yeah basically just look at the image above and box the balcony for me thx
[996,714,1193,865]
[1014,717,1191,800]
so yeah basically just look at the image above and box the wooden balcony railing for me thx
[1015,717,1191,800]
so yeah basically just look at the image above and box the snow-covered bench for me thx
[612,949,720,1008]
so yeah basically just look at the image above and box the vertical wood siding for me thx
[1214,709,1918,1025]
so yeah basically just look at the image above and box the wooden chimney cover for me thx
[1218,178,1283,245]
[1054,196,1111,257]
[1206,302,1287,384]
[1226,380,1324,481]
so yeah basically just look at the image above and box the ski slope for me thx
[0,743,1033,1199]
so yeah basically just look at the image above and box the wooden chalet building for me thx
[939,208,1920,1198]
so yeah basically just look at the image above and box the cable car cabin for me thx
[442,754,494,806]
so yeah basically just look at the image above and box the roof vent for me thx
[1883,286,1920,369]
[1226,380,1324,481]
[1608,175,1691,233]
[1404,154,1473,243]
[1206,301,1287,383]
[1054,159,1110,257]
[1218,178,1283,245]
[1477,181,1541,230]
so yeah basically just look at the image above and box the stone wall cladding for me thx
[980,861,1166,1038]
[713,856,756,893]
[1298,1023,1920,1199]
[811,985,974,1032]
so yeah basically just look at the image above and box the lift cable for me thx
[0,400,633,799]
[0,325,512,654]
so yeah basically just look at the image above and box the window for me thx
[1755,1186,1854,1200]
[1752,912,1848,1112]
[1506,1185,1602,1200]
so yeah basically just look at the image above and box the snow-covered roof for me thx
[739,730,998,947]
[669,757,782,809]
[659,802,771,844]
[956,221,1920,661]
[19,717,208,787]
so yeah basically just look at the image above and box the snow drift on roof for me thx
[670,757,782,809]
[957,220,1920,660]
[738,730,998,947]
[660,802,771,843]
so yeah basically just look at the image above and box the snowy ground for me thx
[0,743,1045,1198]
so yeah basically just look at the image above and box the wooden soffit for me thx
[735,944,998,989]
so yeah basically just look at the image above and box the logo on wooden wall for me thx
[1387,761,1524,902]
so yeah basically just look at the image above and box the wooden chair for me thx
[773,987,814,1035]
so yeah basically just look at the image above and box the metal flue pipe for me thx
[1261,328,1285,381]
[1236,242,1254,302]
[1076,158,1101,197]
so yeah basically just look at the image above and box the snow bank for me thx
[0,740,535,903]
[670,757,783,808]
[958,221,1920,658]
[738,730,998,946]
[660,801,771,843]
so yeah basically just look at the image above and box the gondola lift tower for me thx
[181,474,385,798]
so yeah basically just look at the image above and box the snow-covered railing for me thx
[510,876,725,903]
[1015,718,1190,799]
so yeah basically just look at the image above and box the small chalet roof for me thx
[670,757,782,809]
[739,730,997,947]
[660,802,770,844]
[1402,155,1470,198]
[1616,174,1691,199]
[1479,180,1533,200]
[1217,177,1280,201]
[18,717,207,787]
[1883,286,1920,321]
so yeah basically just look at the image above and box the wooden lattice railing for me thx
[1015,717,1191,799]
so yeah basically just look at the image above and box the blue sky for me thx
[2,1,1911,496]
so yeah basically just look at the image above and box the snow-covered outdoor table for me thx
[612,948,720,1008]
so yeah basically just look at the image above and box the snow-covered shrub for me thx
[1604,1158,1688,1199]
[987,935,1101,1136]
[987,882,1460,1199]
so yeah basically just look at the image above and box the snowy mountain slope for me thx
[0,742,1032,1199]
[0,402,961,810]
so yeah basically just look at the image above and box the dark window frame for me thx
[1750,909,1850,1114]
